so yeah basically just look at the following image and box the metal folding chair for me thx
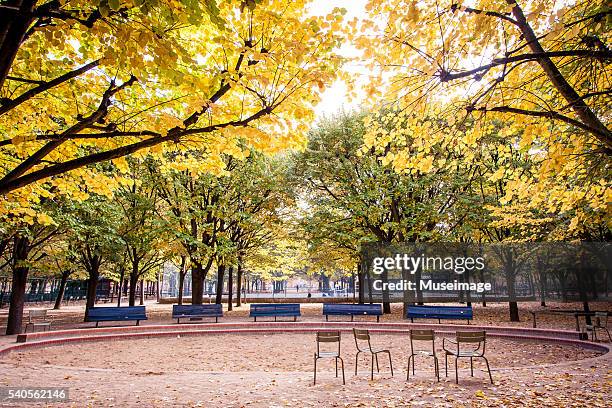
[314,331,345,385]
[443,331,493,384]
[407,329,439,381]
[587,312,611,342]
[353,328,393,380]
[24,309,52,333]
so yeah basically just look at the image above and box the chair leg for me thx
[605,328,611,342]
[434,356,439,382]
[335,357,338,377]
[406,355,412,381]
[470,357,474,376]
[313,356,317,385]
[455,357,459,384]
[412,356,415,375]
[339,357,346,385]
[355,351,360,375]
[371,354,374,380]
[375,354,379,372]
[388,352,393,376]
[445,353,448,377]
[483,356,493,384]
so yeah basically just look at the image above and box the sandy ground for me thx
[0,332,610,407]
[3,334,601,373]
[0,301,611,407]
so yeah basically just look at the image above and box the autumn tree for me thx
[1,203,61,334]
[0,0,344,222]
[62,194,122,320]
[294,111,476,312]
[352,0,610,237]
[115,159,170,306]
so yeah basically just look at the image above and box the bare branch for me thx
[439,50,612,82]
[0,60,100,116]
[0,75,137,185]
[469,105,608,141]
[0,107,273,194]
[450,3,518,25]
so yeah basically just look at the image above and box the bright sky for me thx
[307,0,370,120]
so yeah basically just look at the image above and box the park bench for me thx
[323,303,383,322]
[530,309,611,332]
[87,306,147,327]
[172,304,223,323]
[406,305,472,324]
[250,303,301,322]
[24,309,52,333]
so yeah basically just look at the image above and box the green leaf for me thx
[108,0,120,11]
[204,0,226,29]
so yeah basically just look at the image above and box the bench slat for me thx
[172,304,223,323]
[323,303,383,322]
[250,304,301,321]
[323,303,382,314]
[87,306,147,326]
[407,305,473,322]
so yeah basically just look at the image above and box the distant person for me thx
[307,292,312,298]
[296,284,299,292]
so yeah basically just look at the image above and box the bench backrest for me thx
[87,306,147,321]
[172,304,222,316]
[250,304,300,315]
[323,303,382,315]
[406,305,473,319]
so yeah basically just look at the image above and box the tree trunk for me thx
[191,260,204,305]
[191,257,213,305]
[366,268,373,303]
[506,272,520,322]
[503,249,520,322]
[156,270,160,302]
[178,256,187,305]
[236,256,243,307]
[6,235,30,335]
[465,270,472,307]
[215,264,225,304]
[478,269,486,307]
[538,266,547,307]
[117,265,125,307]
[576,252,592,326]
[128,261,139,307]
[139,280,144,305]
[227,266,233,311]
[0,0,37,90]
[381,269,391,314]
[358,260,365,304]
[53,270,70,310]
[84,256,101,322]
